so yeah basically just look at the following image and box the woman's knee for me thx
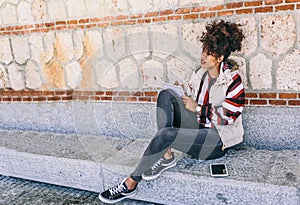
[149,128,177,150]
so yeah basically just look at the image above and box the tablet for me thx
[162,83,184,97]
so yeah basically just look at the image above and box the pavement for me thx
[0,175,158,205]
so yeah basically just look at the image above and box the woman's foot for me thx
[98,178,137,204]
[142,152,176,180]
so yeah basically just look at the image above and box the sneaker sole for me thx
[142,160,177,181]
[98,190,136,204]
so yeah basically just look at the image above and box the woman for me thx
[99,20,245,204]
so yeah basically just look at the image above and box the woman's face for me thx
[200,50,223,70]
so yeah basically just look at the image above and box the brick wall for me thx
[0,0,300,107]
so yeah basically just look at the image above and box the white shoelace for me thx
[109,182,126,196]
[151,158,164,171]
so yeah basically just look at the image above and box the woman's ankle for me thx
[125,177,138,190]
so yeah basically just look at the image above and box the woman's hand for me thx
[182,95,198,112]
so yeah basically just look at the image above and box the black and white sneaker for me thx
[98,178,137,204]
[142,152,176,180]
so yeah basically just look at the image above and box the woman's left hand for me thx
[182,95,198,112]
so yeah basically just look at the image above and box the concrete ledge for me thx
[0,130,299,204]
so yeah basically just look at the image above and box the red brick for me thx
[132,92,144,96]
[250,99,267,105]
[286,0,300,2]
[145,12,159,18]
[139,97,152,102]
[160,9,174,15]
[218,11,234,16]
[191,6,206,12]
[42,91,55,96]
[111,21,123,26]
[130,13,143,19]
[12,97,22,101]
[183,14,199,20]
[226,2,243,9]
[144,91,158,97]
[79,19,89,24]
[116,15,128,20]
[269,100,286,105]
[86,24,97,29]
[2,97,12,101]
[118,91,131,96]
[167,16,182,21]
[90,96,101,101]
[81,91,94,96]
[45,22,55,27]
[259,93,277,98]
[105,91,117,96]
[73,91,83,96]
[33,97,47,101]
[152,17,166,22]
[30,91,43,96]
[297,4,300,9]
[199,12,216,18]
[265,0,283,5]
[126,97,138,102]
[95,91,105,95]
[22,97,32,102]
[288,100,300,106]
[175,8,190,14]
[47,96,61,101]
[209,5,224,11]
[103,16,115,21]
[124,20,136,25]
[61,96,73,101]
[255,6,273,13]
[89,18,102,22]
[113,96,125,101]
[245,93,258,98]
[279,93,297,99]
[244,1,263,7]
[98,23,109,28]
[236,8,253,15]
[101,96,113,101]
[137,19,151,24]
[275,5,295,11]
[56,21,66,25]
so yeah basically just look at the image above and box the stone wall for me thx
[0,0,299,150]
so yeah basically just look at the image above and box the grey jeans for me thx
[130,89,226,182]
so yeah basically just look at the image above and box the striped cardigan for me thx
[187,60,245,149]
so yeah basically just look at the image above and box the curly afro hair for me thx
[200,20,245,61]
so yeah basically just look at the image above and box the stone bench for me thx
[0,130,299,204]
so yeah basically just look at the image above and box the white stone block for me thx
[129,0,152,13]
[66,0,86,19]
[95,58,118,89]
[153,0,178,10]
[65,60,82,89]
[25,60,43,89]
[127,26,149,56]
[229,56,248,89]
[261,15,296,57]
[166,57,192,88]
[276,49,300,91]
[17,0,33,24]
[86,0,112,17]
[85,30,103,58]
[47,0,67,20]
[1,3,17,25]
[0,37,13,64]
[73,30,84,60]
[249,53,272,90]
[43,31,55,63]
[29,34,44,65]
[150,24,178,55]
[54,32,74,63]
[0,64,9,89]
[8,63,25,91]
[141,59,163,88]
[11,36,30,64]
[238,17,257,57]
[182,22,205,60]
[32,0,48,22]
[119,57,139,89]
[103,28,126,61]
